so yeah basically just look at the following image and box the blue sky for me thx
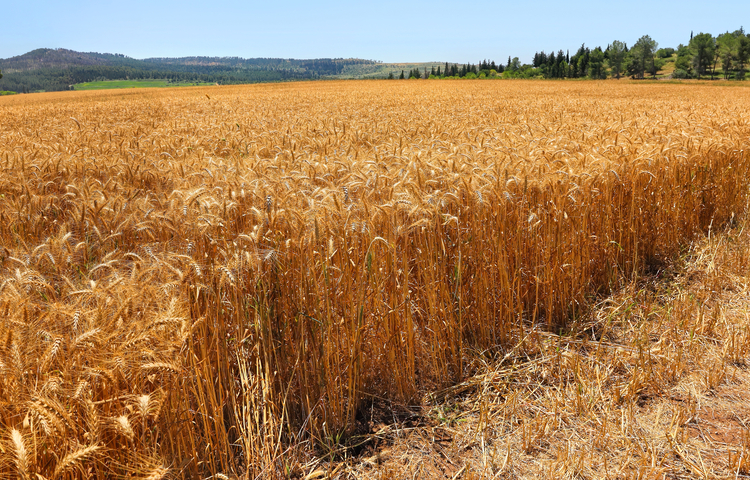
[3,1,748,63]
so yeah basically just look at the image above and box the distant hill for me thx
[0,48,402,93]
[0,48,143,73]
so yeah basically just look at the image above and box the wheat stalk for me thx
[10,428,29,480]
[53,444,100,478]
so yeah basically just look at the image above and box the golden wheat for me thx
[0,80,749,478]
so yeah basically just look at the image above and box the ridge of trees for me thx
[0,48,380,93]
[524,30,749,80]
[391,27,750,81]
[394,60,507,81]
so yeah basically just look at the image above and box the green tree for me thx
[570,44,590,78]
[608,41,627,79]
[628,35,658,79]
[588,47,606,79]
[716,32,737,79]
[737,35,750,80]
[387,72,394,80]
[651,57,666,77]
[656,47,675,58]
[689,32,715,77]
[674,44,693,76]
[559,60,569,78]
[399,70,405,79]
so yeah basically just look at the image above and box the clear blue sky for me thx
[3,1,748,63]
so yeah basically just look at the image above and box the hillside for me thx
[0,48,140,73]
[0,48,393,93]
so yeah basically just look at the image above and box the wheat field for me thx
[0,80,749,479]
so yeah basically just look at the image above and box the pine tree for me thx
[399,70,405,79]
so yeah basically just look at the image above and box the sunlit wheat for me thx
[0,80,749,478]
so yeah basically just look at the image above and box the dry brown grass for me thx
[340,220,750,479]
[0,80,749,478]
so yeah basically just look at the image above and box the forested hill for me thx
[0,48,381,93]
[0,48,145,71]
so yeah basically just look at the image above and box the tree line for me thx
[0,66,308,93]
[389,27,750,81]
[529,28,749,80]
[388,60,508,80]
[0,50,381,93]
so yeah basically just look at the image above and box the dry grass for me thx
[341,220,750,479]
[0,80,749,478]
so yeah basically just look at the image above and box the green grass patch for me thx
[0,91,17,96]
[73,79,215,91]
